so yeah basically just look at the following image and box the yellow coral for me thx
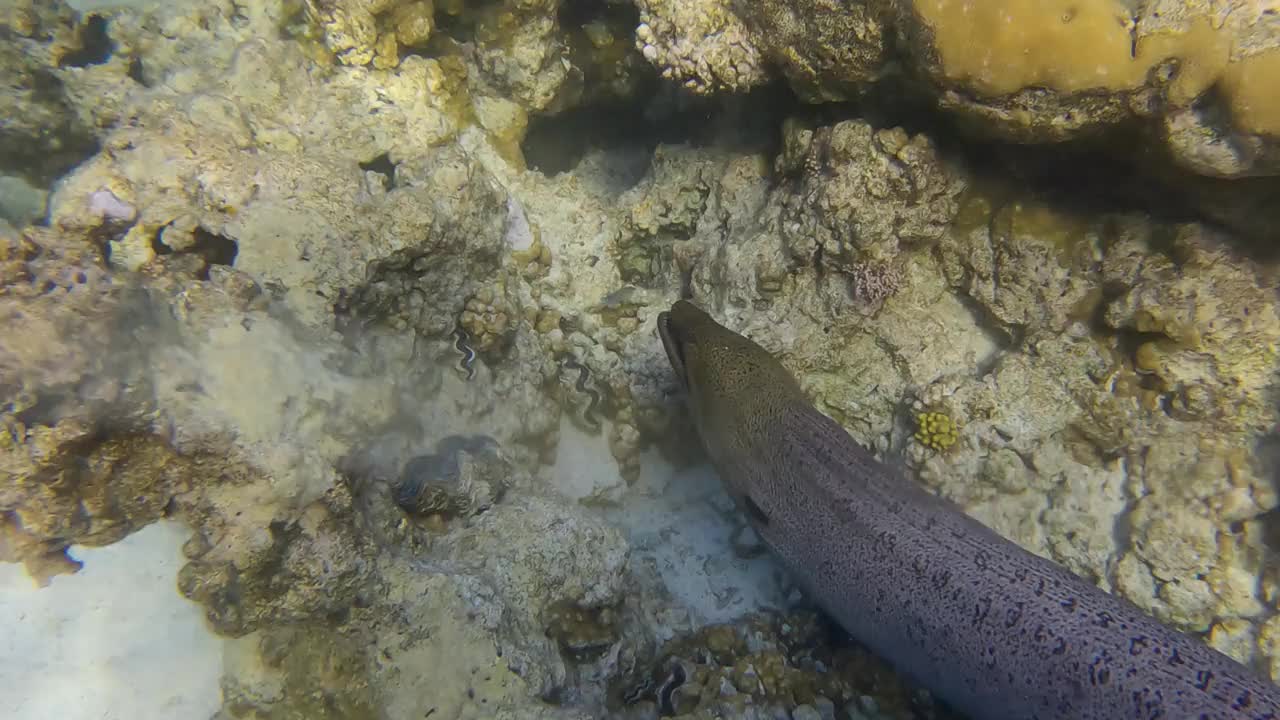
[915,411,959,451]
[913,1,1280,135]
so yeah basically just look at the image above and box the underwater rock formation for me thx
[776,118,965,305]
[634,0,766,94]
[938,196,1100,337]
[0,227,168,582]
[637,0,1280,179]
[0,1,101,186]
[304,0,436,69]
[308,0,649,114]
[3,0,1280,717]
[1101,223,1279,434]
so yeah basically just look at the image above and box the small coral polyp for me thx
[915,410,959,451]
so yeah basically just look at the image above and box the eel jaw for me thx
[657,311,689,392]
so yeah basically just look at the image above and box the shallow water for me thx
[2,1,1279,719]
[1,522,222,720]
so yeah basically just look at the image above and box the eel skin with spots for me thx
[657,299,1280,720]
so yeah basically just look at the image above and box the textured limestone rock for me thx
[460,279,518,356]
[219,568,598,720]
[1101,223,1280,435]
[468,0,579,112]
[613,610,953,719]
[50,38,489,329]
[305,0,435,69]
[178,483,373,637]
[634,0,767,93]
[0,175,48,229]
[737,0,888,102]
[0,429,188,584]
[0,224,373,636]
[0,227,169,582]
[616,144,721,289]
[445,496,632,701]
[1111,436,1274,633]
[0,228,145,418]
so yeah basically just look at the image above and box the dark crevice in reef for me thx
[359,152,398,187]
[559,0,644,104]
[11,391,76,428]
[522,81,796,179]
[190,228,240,279]
[126,56,151,87]
[431,0,502,45]
[558,0,629,27]
[28,67,66,105]
[521,96,658,177]
[937,127,1215,236]
[521,0,799,180]
[149,225,172,257]
[149,224,239,279]
[59,14,115,68]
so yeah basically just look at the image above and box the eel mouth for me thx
[657,311,688,391]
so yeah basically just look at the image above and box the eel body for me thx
[656,299,1280,720]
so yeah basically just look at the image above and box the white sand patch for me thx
[0,520,224,720]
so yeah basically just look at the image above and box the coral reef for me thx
[0,226,168,582]
[4,0,1280,717]
[778,120,966,270]
[612,610,955,719]
[1100,224,1279,435]
[0,430,186,584]
[634,0,766,93]
[305,0,436,69]
[739,0,888,102]
[938,193,1101,336]
[636,0,1280,180]
[392,434,510,519]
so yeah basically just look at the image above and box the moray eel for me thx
[657,299,1280,720]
